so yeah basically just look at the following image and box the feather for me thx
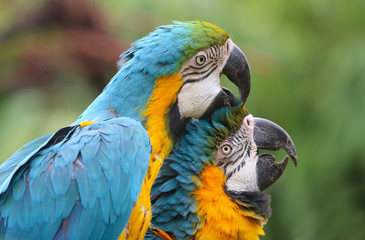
[29,172,47,202]
[158,179,179,192]
[80,136,100,163]
[73,165,93,208]
[51,163,72,196]
[12,178,26,201]
[99,191,111,224]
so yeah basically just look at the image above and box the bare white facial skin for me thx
[177,39,234,118]
[216,114,260,192]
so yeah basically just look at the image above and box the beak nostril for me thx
[244,114,254,128]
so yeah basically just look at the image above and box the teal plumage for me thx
[0,135,51,194]
[76,21,228,124]
[0,20,252,239]
[147,105,246,239]
[146,103,298,240]
[0,118,151,239]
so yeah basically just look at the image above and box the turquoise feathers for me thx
[146,103,297,239]
[0,20,252,240]
[77,21,229,124]
[147,104,248,239]
[0,119,151,239]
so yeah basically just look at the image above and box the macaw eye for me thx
[195,55,206,65]
[221,144,232,155]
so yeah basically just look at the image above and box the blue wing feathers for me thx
[52,163,72,196]
[0,117,151,239]
[90,170,108,198]
[0,134,52,193]
[12,176,26,200]
[29,171,47,202]
[80,136,100,162]
[98,142,115,171]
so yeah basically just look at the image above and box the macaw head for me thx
[116,21,251,139]
[150,104,297,239]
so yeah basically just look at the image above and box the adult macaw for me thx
[146,104,297,240]
[0,21,251,240]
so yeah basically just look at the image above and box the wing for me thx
[0,117,151,240]
[0,134,52,194]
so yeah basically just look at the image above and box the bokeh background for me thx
[0,0,364,239]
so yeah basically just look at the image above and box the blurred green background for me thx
[0,0,364,239]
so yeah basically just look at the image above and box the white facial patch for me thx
[220,114,260,192]
[177,39,234,118]
[225,155,260,192]
[177,72,221,118]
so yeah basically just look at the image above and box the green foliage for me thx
[1,0,364,239]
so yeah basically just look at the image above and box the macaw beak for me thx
[253,118,298,191]
[202,44,250,118]
[222,44,251,104]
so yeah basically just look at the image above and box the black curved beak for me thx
[253,118,298,191]
[222,44,251,104]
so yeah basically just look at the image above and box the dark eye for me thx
[221,144,232,155]
[195,55,206,65]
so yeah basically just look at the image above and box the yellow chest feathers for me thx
[192,166,265,240]
[119,74,183,240]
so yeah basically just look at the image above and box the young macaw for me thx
[146,104,297,240]
[0,21,251,240]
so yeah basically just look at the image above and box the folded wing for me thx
[0,117,151,240]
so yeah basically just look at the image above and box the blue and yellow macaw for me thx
[0,21,252,239]
[146,104,297,240]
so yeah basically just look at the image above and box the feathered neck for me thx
[192,165,268,240]
[74,69,155,124]
[150,106,271,239]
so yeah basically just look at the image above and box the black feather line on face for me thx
[184,64,218,83]
[181,66,212,77]
[181,60,214,76]
[223,185,272,221]
[223,149,245,170]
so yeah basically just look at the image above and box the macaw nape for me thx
[146,104,297,240]
[0,21,252,239]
